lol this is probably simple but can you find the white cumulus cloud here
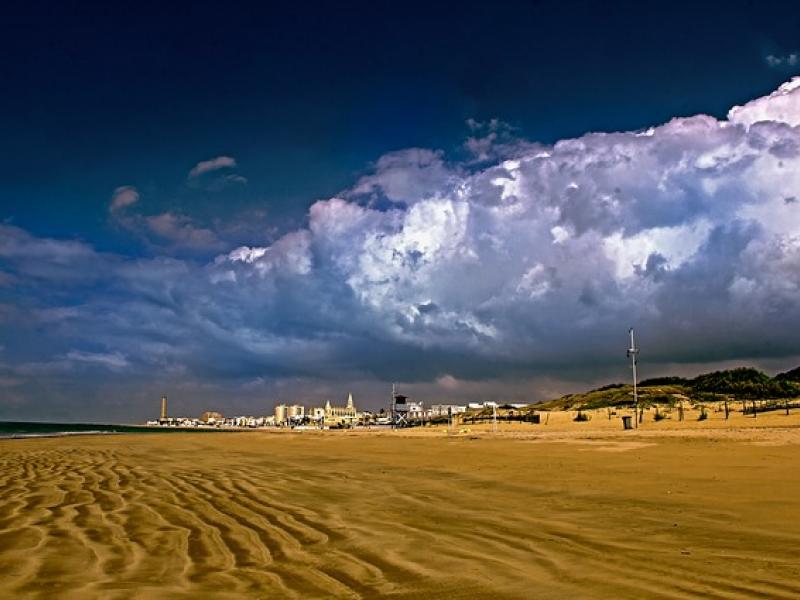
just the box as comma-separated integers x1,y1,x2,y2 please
109,186,139,212
728,77,800,127
188,155,238,179
209,77,800,365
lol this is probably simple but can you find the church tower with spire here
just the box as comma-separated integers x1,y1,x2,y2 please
322,394,357,426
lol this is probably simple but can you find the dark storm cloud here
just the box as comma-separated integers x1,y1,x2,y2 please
3,79,800,419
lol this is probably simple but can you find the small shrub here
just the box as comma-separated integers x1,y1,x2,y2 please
654,411,667,422
573,411,590,422
650,393,674,406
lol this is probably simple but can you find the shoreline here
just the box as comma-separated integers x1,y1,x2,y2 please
0,421,245,441
4,407,800,443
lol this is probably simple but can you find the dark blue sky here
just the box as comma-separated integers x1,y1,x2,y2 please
2,0,800,420
3,0,798,246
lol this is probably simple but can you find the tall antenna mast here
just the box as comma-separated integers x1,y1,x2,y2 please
627,328,639,427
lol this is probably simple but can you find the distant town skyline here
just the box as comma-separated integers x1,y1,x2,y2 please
2,1,800,421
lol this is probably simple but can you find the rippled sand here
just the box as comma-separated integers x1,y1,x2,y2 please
1,429,799,598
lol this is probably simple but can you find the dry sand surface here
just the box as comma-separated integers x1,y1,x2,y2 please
1,420,800,599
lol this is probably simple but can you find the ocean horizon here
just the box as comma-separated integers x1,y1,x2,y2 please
0,421,231,440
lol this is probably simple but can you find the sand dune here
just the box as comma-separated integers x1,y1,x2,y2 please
1,427,799,598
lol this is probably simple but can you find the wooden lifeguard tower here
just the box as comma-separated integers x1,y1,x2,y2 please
391,384,409,428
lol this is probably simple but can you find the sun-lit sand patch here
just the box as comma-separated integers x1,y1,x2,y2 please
1,424,799,599
565,440,656,452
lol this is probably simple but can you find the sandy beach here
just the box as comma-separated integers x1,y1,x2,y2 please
1,419,800,599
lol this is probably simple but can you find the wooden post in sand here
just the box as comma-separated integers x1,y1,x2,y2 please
678,401,684,422
724,399,729,420
786,399,790,416
752,399,757,418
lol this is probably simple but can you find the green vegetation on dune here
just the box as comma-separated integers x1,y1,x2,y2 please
533,384,688,411
693,367,800,399
531,366,800,411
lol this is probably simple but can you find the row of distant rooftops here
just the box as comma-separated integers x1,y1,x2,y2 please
149,393,529,428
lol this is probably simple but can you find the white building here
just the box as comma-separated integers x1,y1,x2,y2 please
287,404,305,420
429,404,467,417
468,401,498,410
394,398,424,419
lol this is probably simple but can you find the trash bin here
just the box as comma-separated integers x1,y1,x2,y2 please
622,416,633,430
